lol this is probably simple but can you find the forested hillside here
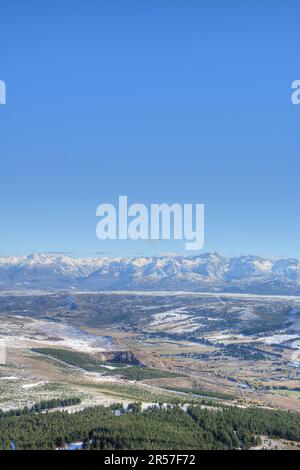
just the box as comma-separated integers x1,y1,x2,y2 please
0,403,300,450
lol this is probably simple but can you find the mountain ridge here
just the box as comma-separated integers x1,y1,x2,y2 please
0,252,300,295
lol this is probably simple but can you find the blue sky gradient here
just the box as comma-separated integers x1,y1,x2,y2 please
0,1,299,258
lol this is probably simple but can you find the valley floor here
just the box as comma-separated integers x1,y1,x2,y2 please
0,291,300,449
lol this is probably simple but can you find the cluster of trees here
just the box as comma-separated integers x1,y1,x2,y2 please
0,402,299,450
0,397,81,418
188,407,296,449
32,348,108,373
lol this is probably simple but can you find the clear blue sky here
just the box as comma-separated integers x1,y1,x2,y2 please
0,1,299,258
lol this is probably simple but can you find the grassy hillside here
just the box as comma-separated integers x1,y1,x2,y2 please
32,348,182,381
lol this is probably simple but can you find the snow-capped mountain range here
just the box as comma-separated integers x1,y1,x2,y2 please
0,252,300,295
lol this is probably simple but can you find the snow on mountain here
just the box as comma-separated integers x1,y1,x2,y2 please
0,252,299,295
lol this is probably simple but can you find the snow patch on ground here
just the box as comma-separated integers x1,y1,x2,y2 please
0,315,111,352
22,381,49,389
149,308,200,333
261,334,300,345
